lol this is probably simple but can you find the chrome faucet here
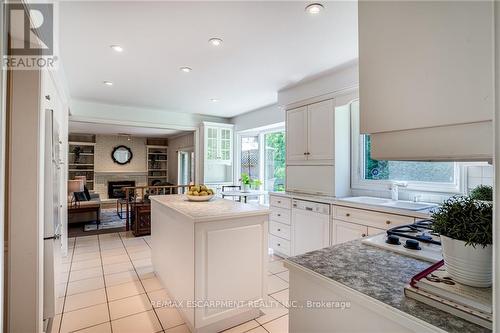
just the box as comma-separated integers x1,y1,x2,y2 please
390,181,408,201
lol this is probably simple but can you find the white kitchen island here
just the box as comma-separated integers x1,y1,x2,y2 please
151,195,270,333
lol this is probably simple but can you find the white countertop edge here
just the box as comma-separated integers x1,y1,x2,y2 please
269,192,433,219
151,196,270,222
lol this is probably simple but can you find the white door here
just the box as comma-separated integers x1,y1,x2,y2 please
333,220,367,245
307,99,335,162
292,209,330,256
286,107,308,162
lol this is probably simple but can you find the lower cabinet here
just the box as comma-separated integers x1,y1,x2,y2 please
332,220,367,245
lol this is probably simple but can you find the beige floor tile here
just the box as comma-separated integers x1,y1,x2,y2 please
73,322,112,333
102,254,130,265
136,265,155,279
126,244,151,253
275,271,289,283
109,293,152,320
60,303,109,333
262,315,288,333
155,306,184,329
256,300,288,325
64,288,107,312
57,283,68,298
50,314,61,333
99,241,124,250
74,246,102,255
119,231,134,239
268,254,284,262
56,297,65,315
269,289,289,308
164,324,191,333
71,258,102,271
111,310,162,333
129,250,151,260
101,247,127,258
246,326,268,333
268,261,287,275
142,277,164,292
268,275,288,294
132,258,153,269
221,319,259,333
60,271,70,284
106,280,145,301
75,243,100,251
148,289,171,308
70,267,103,282
102,261,134,275
122,238,148,248
104,270,139,287
73,252,101,262
67,276,105,296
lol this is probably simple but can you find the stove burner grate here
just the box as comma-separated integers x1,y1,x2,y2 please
386,220,441,246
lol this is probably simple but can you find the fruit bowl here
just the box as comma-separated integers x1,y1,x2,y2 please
186,194,215,202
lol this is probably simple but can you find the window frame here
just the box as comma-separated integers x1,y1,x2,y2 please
350,100,465,194
235,123,285,192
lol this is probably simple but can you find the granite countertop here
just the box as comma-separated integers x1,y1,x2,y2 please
269,191,433,219
150,195,270,222
286,241,490,333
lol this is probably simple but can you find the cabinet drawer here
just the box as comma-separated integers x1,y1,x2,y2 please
270,207,291,225
270,196,291,209
334,206,414,230
269,221,291,240
269,234,291,257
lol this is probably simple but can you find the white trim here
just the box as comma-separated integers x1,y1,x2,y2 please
350,100,465,194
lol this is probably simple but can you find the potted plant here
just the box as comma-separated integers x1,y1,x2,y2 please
469,185,493,202
240,173,252,192
432,196,493,287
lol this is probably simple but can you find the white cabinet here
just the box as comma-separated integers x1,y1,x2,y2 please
286,106,308,161
286,99,335,164
268,195,292,257
333,220,367,245
332,205,416,245
292,205,330,256
201,122,234,184
285,99,350,196
358,1,493,161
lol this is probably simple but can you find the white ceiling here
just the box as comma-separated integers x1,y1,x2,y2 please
60,1,358,118
69,121,186,137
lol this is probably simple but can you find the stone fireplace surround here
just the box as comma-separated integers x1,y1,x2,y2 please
94,171,147,201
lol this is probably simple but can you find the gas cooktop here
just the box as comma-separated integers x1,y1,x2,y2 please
362,220,443,263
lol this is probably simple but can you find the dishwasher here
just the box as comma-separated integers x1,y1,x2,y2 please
291,199,331,256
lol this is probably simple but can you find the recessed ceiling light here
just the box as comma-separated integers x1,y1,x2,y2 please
180,66,192,73
103,80,113,86
305,3,324,14
210,98,219,103
208,38,223,47
110,45,124,52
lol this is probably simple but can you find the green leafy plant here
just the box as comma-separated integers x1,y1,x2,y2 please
469,185,493,202
240,173,251,185
432,196,492,248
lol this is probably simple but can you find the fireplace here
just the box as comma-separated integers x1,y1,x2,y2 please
108,180,136,199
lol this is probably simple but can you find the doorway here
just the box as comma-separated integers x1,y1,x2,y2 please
178,150,195,185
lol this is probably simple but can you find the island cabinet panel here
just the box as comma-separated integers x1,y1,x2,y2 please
151,195,269,333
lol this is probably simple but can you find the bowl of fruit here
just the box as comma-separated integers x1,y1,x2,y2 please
186,184,215,202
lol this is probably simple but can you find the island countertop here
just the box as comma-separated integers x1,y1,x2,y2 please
150,195,270,222
286,240,490,333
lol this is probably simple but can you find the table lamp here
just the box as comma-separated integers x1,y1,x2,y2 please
68,179,84,207
74,175,86,186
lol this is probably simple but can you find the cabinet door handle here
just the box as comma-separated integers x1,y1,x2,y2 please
303,152,307,155
361,233,367,237
345,213,350,217
385,220,391,225
277,228,281,231
277,243,281,247
277,214,281,217
307,152,311,155
277,200,281,204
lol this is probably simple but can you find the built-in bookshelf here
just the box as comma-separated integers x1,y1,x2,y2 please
68,135,96,190
147,145,168,186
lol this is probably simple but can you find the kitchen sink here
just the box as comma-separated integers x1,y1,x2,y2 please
339,196,438,211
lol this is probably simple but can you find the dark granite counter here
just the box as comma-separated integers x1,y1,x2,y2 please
286,240,490,333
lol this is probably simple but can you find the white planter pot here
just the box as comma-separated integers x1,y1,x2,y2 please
241,183,250,193
440,235,492,287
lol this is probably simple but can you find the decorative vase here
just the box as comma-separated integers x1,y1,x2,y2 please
241,183,250,193
440,235,492,287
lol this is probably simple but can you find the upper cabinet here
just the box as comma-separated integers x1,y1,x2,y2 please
286,99,335,164
201,122,234,184
359,1,494,161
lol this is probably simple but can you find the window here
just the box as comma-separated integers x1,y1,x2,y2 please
350,100,461,193
240,135,260,180
264,132,286,192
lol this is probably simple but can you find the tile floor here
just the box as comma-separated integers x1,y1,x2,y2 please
52,232,289,333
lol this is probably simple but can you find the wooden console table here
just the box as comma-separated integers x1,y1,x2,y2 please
68,204,101,226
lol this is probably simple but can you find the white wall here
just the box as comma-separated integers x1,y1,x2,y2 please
230,104,284,132
277,61,358,107
70,99,229,130
167,132,195,184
